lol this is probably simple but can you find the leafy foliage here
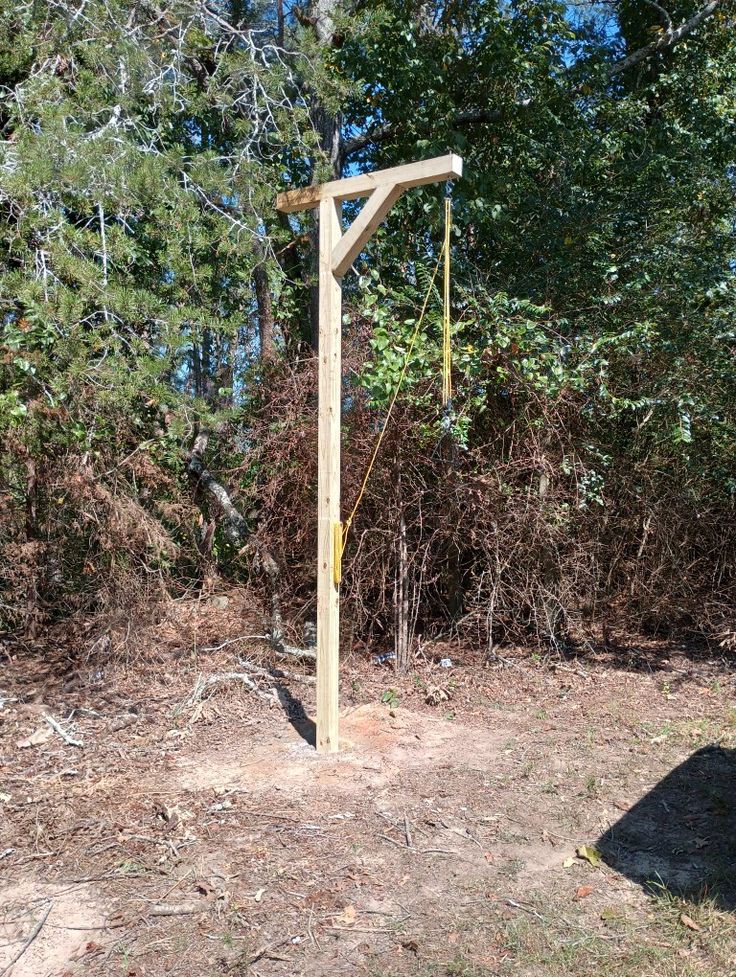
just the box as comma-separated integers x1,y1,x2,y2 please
1,0,735,650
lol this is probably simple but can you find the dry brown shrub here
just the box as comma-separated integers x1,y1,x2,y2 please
237,348,736,658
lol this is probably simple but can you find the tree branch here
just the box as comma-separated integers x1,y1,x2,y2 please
187,429,249,547
641,0,673,33
187,429,316,663
609,0,722,77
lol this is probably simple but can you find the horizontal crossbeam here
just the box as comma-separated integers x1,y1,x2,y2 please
275,154,463,214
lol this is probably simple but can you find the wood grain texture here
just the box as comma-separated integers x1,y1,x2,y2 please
316,195,342,754
331,183,404,278
276,154,462,213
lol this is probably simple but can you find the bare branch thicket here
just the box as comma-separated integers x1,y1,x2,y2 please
239,339,736,657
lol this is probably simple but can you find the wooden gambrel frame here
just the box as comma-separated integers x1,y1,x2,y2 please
276,154,463,753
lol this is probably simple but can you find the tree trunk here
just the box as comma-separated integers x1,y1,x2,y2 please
253,258,275,360
307,0,343,350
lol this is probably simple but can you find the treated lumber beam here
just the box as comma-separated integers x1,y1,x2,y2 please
273,152,463,755
275,154,462,213
316,195,342,754
331,183,405,277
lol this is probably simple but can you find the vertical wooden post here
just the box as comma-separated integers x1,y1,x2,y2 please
316,196,342,753
275,154,463,756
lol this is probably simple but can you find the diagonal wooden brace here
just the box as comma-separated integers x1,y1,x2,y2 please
331,183,405,277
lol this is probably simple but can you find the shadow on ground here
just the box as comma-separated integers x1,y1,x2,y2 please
275,683,316,747
558,635,726,674
598,745,736,909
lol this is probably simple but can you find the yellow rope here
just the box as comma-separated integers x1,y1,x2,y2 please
334,198,453,585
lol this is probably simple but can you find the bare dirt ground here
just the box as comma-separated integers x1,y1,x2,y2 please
2,599,736,977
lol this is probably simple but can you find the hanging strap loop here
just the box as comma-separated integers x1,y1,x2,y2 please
442,196,453,412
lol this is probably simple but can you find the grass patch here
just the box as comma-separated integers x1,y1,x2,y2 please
490,888,736,977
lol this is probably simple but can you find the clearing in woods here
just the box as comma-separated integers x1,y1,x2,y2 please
1,599,735,977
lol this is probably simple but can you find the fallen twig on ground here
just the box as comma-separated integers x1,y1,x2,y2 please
48,919,128,931
149,903,201,917
0,900,53,976
378,833,473,861
240,661,316,686
380,833,408,850
506,898,546,921
270,640,316,662
43,714,83,747
325,924,395,933
153,868,194,905
249,934,305,965
187,672,276,706
200,635,269,653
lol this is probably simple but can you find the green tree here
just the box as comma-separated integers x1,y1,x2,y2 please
1,0,734,650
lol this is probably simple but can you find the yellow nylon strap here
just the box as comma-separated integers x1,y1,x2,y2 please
333,521,343,585
443,197,452,408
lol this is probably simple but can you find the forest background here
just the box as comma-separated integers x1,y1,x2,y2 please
1,0,734,663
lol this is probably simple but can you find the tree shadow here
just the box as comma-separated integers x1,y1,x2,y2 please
275,683,316,748
597,745,736,909
558,633,723,675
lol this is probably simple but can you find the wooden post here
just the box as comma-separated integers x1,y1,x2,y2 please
276,154,463,754
316,196,342,753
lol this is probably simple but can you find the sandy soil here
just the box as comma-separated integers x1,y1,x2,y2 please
1,617,735,977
